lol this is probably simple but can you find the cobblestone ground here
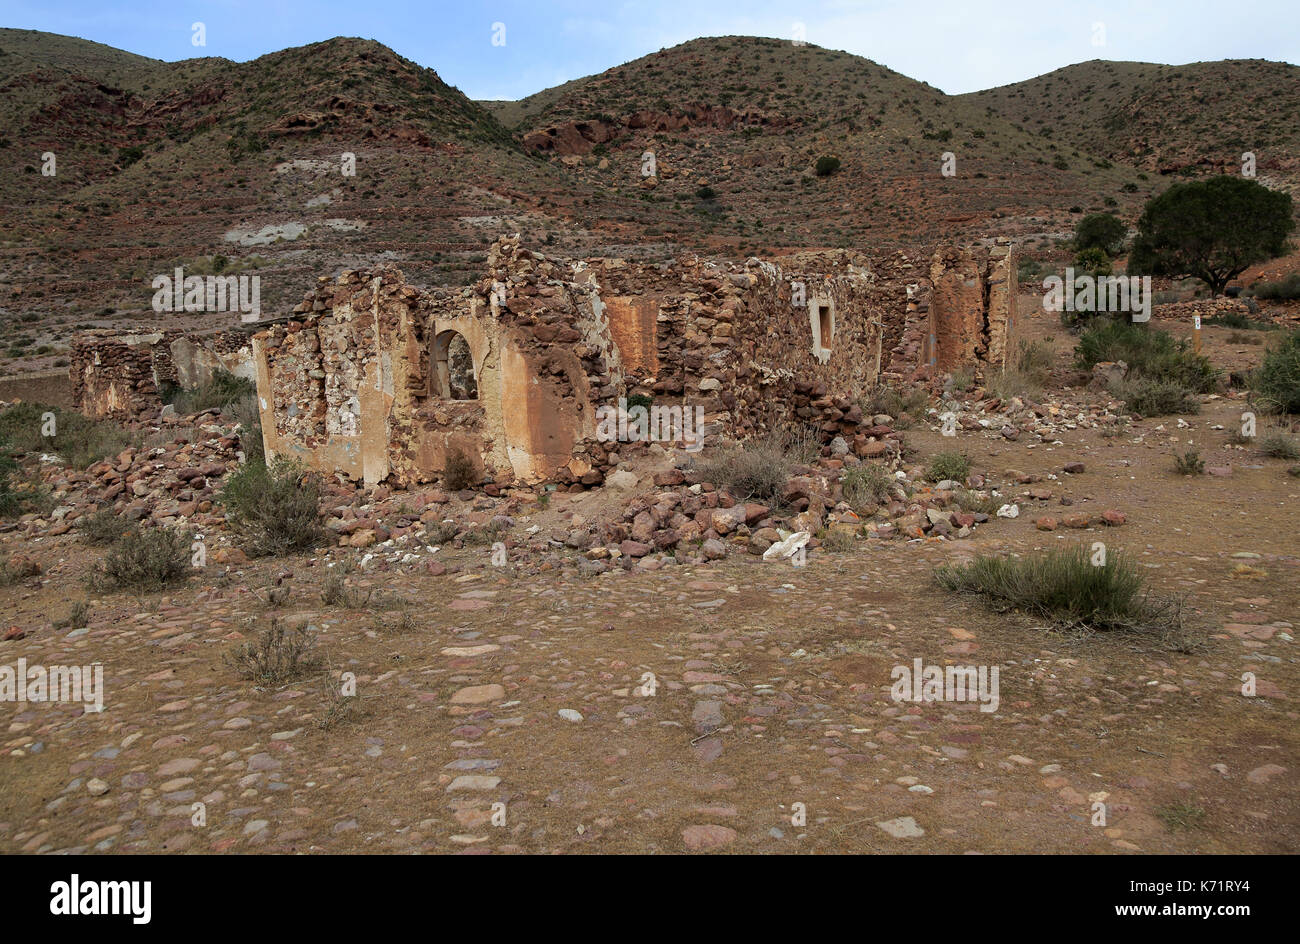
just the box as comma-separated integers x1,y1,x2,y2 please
1,400,1296,854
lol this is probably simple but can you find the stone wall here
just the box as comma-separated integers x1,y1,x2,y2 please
70,332,174,421
254,241,621,488
71,329,255,421
253,236,919,489
924,242,1017,375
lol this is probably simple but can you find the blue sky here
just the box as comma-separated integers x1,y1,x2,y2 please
7,0,1297,99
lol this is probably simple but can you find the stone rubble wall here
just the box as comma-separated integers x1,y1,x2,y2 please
251,236,992,490
70,332,173,421
924,242,1018,376
70,329,255,421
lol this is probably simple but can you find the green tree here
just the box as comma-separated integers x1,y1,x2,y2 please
1128,177,1294,297
1073,213,1127,255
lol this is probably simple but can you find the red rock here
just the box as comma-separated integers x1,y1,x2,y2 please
1035,516,1057,531
1101,510,1126,526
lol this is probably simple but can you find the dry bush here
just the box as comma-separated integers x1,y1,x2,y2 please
694,428,811,502
840,463,892,510
90,527,191,592
224,619,322,684
444,446,477,490
79,507,132,546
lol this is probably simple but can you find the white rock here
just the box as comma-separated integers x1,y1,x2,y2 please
763,531,810,561
605,470,639,491
996,504,1020,518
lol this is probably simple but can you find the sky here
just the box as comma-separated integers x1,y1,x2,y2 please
6,0,1297,100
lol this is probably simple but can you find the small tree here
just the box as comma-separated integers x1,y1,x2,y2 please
1073,213,1126,256
1128,177,1294,297
814,156,841,177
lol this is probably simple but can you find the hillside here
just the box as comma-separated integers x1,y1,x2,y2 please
0,30,1294,379
496,36,1155,253
965,58,1300,187
0,30,612,369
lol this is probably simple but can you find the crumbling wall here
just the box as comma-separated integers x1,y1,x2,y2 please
254,236,920,489
71,332,168,421
254,240,628,488
585,249,906,444
925,242,1017,375
171,332,255,389
256,268,422,485
72,328,255,421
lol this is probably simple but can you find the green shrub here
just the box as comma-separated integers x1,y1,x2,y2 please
1073,247,1112,277
814,155,841,177
167,369,255,415
625,393,653,412
1073,212,1127,255
92,527,192,592
1259,431,1300,460
935,547,1187,638
1112,377,1201,416
1249,273,1300,301
1172,448,1205,475
1075,320,1219,392
0,403,135,470
1253,330,1300,413
1203,311,1274,330
220,459,326,556
927,452,970,483
0,442,25,518
695,185,717,200
1155,802,1207,832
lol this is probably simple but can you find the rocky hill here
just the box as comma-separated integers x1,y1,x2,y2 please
0,30,1293,377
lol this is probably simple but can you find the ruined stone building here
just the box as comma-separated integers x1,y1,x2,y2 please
68,236,1016,491
250,236,924,488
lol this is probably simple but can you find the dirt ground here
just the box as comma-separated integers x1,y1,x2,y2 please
1,298,1296,854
